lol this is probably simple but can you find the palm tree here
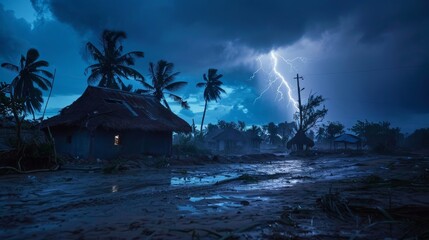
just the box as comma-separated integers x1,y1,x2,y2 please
265,122,279,145
238,121,246,132
85,30,144,90
138,60,189,110
196,68,225,135
1,48,53,118
1,48,53,144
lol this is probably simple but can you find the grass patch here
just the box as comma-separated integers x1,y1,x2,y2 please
317,189,353,220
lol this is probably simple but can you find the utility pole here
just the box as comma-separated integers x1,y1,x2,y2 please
294,73,304,131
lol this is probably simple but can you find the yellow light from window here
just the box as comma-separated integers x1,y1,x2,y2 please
114,135,120,145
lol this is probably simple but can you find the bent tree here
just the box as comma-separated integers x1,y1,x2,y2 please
1,48,53,144
85,30,144,90
196,68,225,136
139,60,189,110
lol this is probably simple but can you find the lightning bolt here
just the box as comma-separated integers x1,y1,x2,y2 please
252,50,305,111
271,52,299,110
249,56,264,81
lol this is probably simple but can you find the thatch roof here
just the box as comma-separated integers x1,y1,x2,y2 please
287,130,315,149
41,86,191,132
334,134,361,144
208,128,247,142
214,128,246,142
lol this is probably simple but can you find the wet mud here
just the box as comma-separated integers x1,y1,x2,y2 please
1,155,428,239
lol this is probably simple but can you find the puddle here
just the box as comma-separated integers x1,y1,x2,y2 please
189,195,224,202
183,194,272,214
233,178,303,190
177,204,198,213
170,173,240,186
207,202,242,208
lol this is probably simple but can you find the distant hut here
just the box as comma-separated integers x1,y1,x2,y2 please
287,130,314,151
246,131,262,152
205,128,248,153
333,134,362,150
41,86,191,159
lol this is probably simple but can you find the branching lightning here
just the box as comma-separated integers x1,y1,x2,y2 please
249,56,264,81
252,50,306,111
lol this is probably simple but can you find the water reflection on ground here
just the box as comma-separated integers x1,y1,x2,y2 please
0,156,375,239
170,159,309,188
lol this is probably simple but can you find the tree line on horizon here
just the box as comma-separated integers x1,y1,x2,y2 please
180,118,429,153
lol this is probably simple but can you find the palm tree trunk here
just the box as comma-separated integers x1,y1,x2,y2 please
200,100,208,138
9,92,23,147
15,113,22,147
162,96,171,110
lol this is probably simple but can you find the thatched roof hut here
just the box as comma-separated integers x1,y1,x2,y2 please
41,86,191,159
334,134,362,150
42,86,191,132
204,128,259,153
287,130,315,150
211,128,246,142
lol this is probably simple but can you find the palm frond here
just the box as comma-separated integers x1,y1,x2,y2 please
117,65,145,80
34,69,54,79
30,74,52,90
86,42,104,61
118,51,144,65
163,71,180,85
181,100,190,109
98,76,108,87
169,93,190,109
1,63,19,72
121,51,144,60
24,87,43,115
138,79,155,90
111,30,127,43
135,88,151,94
10,76,20,89
214,74,223,80
165,81,187,91
201,68,225,102
217,86,226,93
20,55,25,69
28,60,49,70
196,82,206,88
84,64,101,75
87,69,102,84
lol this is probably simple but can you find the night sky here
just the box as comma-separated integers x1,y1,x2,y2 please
0,0,428,133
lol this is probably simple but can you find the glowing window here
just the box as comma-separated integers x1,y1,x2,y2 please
114,135,120,145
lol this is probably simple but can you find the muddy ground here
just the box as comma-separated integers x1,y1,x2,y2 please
1,154,428,239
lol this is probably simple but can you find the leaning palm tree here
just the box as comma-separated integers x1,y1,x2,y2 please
138,60,189,110
1,48,53,144
1,48,53,118
196,68,225,135
85,30,144,90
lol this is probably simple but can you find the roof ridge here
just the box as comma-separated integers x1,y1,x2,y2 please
88,85,155,99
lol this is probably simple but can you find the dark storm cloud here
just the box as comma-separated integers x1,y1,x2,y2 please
0,2,93,95
0,3,32,59
1,0,428,130
45,0,356,63
170,0,357,51
45,0,429,50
